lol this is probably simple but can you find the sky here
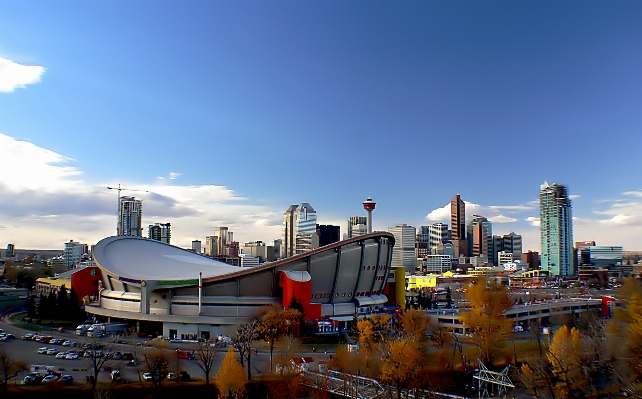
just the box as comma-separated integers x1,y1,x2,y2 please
1,0,641,251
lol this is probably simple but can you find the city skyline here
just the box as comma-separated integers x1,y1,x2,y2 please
1,1,641,250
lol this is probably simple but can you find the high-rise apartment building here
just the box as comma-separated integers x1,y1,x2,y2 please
282,203,317,258
118,196,143,236
450,194,467,257
540,182,574,276
64,240,87,268
388,223,417,273
148,223,171,244
502,232,522,261
348,216,368,239
191,240,202,254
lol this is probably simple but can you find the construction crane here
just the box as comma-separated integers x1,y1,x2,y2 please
107,184,149,235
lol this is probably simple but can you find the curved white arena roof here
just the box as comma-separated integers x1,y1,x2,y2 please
93,236,241,281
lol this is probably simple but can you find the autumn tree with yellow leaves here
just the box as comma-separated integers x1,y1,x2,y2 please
459,278,513,366
217,346,247,399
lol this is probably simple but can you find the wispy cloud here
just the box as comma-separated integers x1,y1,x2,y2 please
624,190,642,198
0,57,46,92
169,172,182,181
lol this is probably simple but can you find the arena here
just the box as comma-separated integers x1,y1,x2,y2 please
85,232,396,339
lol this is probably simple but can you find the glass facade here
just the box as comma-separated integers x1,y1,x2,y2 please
540,182,574,276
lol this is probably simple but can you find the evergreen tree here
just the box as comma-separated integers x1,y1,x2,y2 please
36,293,47,320
68,288,82,322
46,291,56,319
56,285,69,319
26,295,37,318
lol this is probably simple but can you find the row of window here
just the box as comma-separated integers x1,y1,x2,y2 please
362,265,386,271
310,290,383,300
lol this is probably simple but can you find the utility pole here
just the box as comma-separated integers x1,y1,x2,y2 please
107,185,148,235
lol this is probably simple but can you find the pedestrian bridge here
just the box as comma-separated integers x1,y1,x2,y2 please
301,370,469,399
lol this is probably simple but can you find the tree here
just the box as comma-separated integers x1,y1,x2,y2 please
400,308,428,343
380,338,422,399
26,295,36,319
235,320,259,380
0,347,28,392
429,321,453,350
217,347,247,399
46,291,56,319
546,325,581,398
258,308,302,373
68,288,83,321
36,293,48,320
56,285,69,319
459,278,512,366
193,341,218,387
86,336,119,390
143,342,173,387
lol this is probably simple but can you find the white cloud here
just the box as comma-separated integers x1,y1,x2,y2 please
426,201,522,224
525,216,540,227
425,203,450,222
0,133,283,249
169,172,182,180
624,191,642,198
0,134,82,192
0,57,46,92
569,194,581,200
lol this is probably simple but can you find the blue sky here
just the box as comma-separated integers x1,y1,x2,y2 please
1,0,641,250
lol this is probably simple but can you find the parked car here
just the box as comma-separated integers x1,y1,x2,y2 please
22,333,34,340
22,374,43,385
142,372,153,381
37,347,49,354
166,372,176,380
65,352,79,360
41,375,59,384
60,375,73,384
62,340,77,347
55,352,67,359
46,348,59,355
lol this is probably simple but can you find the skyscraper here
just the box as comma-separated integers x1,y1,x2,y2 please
467,215,493,262
148,223,171,244
450,194,467,257
118,196,143,236
472,223,489,259
282,203,317,258
316,224,340,247
540,182,574,276
429,223,449,250
214,227,229,256
205,236,218,257
388,223,417,273
502,232,522,261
